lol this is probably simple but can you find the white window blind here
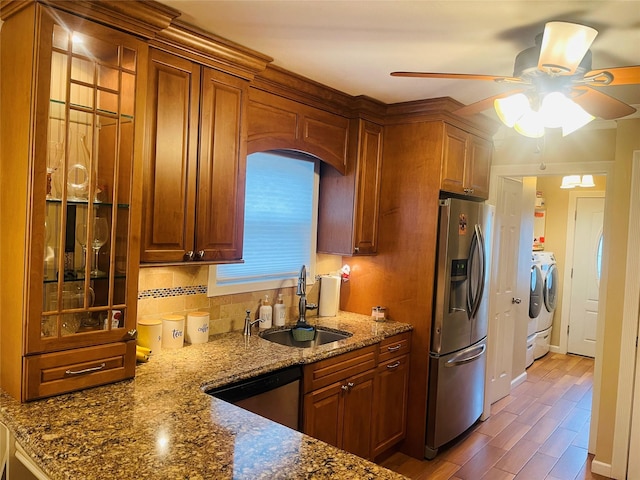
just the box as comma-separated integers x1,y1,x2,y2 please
208,151,318,295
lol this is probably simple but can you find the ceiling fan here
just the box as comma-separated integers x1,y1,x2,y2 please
391,22,640,137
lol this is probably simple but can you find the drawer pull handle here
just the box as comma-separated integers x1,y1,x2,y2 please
387,361,401,369
387,344,401,352
65,363,106,376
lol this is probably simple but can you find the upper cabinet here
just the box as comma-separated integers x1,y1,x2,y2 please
318,118,383,255
440,123,492,200
0,4,154,401
247,89,349,174
140,49,248,263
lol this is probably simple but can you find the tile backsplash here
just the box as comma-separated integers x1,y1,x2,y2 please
137,265,321,336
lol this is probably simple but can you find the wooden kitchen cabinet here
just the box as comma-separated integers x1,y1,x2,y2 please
141,48,247,263
440,123,492,200
318,118,383,255
303,346,377,459
372,332,412,458
247,89,350,174
0,4,152,401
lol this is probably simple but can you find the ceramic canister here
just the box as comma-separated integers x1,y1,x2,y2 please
186,311,209,344
137,319,162,354
161,314,185,349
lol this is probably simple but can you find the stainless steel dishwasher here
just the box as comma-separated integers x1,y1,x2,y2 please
206,365,302,430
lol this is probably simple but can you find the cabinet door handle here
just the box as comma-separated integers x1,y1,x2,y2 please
195,250,205,260
341,384,349,392
386,361,401,370
65,363,106,376
354,247,360,253
347,382,355,389
184,251,194,261
387,344,401,352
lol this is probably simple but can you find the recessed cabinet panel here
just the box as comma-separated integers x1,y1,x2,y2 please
440,125,468,194
141,50,199,261
246,89,348,174
465,135,492,200
317,118,382,256
196,68,246,261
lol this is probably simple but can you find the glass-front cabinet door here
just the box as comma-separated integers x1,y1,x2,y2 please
27,8,144,354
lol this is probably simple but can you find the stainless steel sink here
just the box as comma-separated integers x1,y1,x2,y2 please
259,327,352,348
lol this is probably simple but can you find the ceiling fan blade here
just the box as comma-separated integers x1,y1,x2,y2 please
538,21,598,75
583,66,640,86
390,72,524,83
454,90,527,116
571,86,637,120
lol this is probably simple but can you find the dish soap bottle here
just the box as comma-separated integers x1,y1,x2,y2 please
259,294,272,328
274,293,286,326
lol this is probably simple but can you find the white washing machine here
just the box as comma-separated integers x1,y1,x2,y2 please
527,253,543,368
533,251,558,359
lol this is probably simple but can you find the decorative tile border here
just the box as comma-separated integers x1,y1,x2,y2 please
138,285,208,300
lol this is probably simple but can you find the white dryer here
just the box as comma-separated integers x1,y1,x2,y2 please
533,251,558,359
527,253,543,368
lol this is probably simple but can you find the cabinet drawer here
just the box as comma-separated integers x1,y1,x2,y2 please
24,342,135,401
303,345,376,393
378,332,411,363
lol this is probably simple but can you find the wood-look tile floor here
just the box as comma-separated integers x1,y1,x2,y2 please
380,353,609,480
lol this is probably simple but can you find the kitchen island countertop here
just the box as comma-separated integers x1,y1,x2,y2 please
0,311,412,479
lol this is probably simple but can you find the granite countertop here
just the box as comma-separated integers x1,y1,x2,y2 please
0,312,412,479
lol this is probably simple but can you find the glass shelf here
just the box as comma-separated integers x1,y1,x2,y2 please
43,272,126,284
46,197,130,209
49,99,133,127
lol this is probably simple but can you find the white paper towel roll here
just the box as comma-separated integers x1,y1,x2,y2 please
319,275,341,317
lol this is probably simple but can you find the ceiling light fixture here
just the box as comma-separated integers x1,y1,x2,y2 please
494,91,595,138
560,174,595,189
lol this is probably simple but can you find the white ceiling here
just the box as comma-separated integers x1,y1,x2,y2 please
157,0,640,113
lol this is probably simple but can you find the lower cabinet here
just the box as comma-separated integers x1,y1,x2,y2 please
302,332,411,459
303,369,375,459
373,353,410,457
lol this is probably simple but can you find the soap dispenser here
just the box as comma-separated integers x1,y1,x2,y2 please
274,293,286,326
259,294,273,328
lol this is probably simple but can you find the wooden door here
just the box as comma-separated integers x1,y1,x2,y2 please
353,120,383,255
372,354,409,457
303,382,344,448
342,369,375,459
568,195,604,357
197,67,247,262
440,124,467,195
465,135,492,199
141,49,199,262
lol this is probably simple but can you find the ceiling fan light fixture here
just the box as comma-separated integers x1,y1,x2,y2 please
494,93,531,127
560,100,595,136
538,22,598,74
514,110,545,138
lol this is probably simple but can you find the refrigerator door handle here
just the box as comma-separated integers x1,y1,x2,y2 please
445,344,486,367
468,224,486,320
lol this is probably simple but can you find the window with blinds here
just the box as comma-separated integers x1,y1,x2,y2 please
208,151,318,295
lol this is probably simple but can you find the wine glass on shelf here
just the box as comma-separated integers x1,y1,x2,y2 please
46,140,63,199
75,222,88,274
90,216,109,277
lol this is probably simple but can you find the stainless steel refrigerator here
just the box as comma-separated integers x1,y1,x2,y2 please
425,197,492,459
